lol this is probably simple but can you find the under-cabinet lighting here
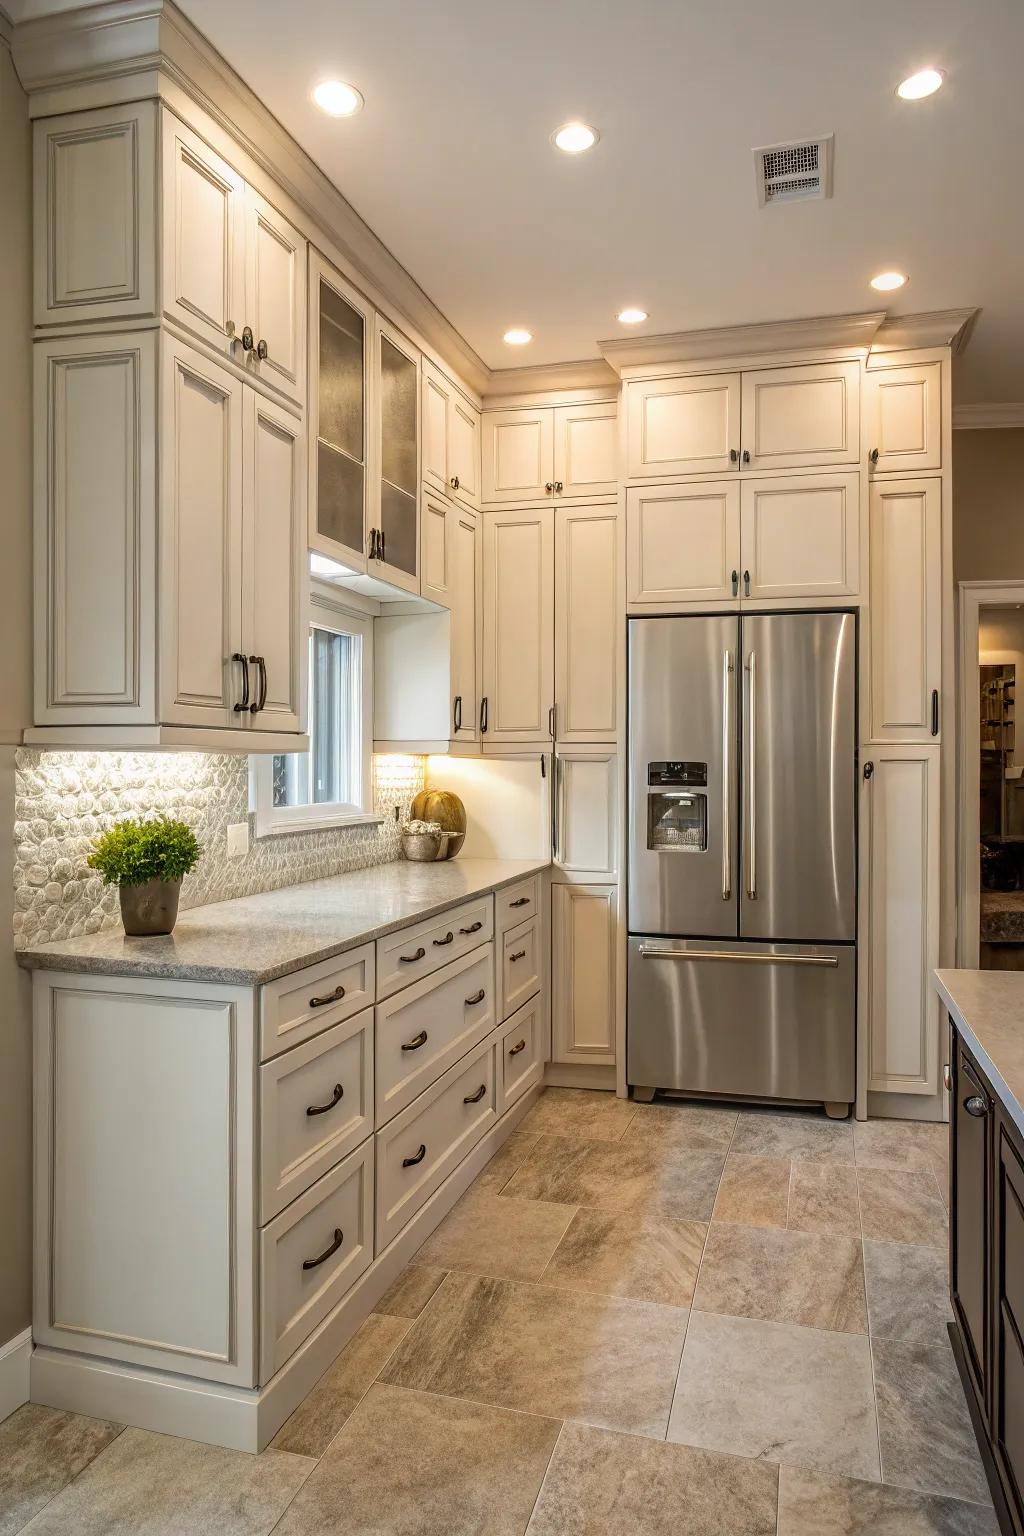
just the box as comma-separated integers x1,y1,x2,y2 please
870,271,908,292
897,68,944,101
313,80,364,117
552,121,599,154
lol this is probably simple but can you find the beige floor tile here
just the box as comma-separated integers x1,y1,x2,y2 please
272,1312,413,1457
873,1334,993,1504
854,1119,950,1174
693,1222,867,1333
518,1088,637,1142
667,1310,880,1481
778,1465,999,1534
373,1264,448,1320
415,1191,577,1281
712,1154,790,1228
526,1420,779,1536
788,1161,861,1236
21,1426,312,1536
622,1101,737,1152
381,1271,688,1437
502,1134,726,1220
858,1168,949,1249
864,1240,953,1344
275,1383,558,1536
470,1131,540,1194
731,1110,855,1164
0,1404,122,1536
541,1208,706,1306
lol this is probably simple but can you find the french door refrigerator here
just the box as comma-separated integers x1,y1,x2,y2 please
627,611,857,1112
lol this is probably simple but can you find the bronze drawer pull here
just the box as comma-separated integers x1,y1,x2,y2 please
306,1083,344,1117
460,921,483,934
510,949,527,963
403,1143,427,1167
309,984,346,1008
432,931,455,947
463,1084,486,1104
401,1030,428,1052
465,989,486,1006
510,896,530,908
302,1228,343,1270
508,1038,527,1057
400,947,426,964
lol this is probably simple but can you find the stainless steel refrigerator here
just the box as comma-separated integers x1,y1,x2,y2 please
627,611,857,1113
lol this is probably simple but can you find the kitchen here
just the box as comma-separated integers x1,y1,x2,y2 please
0,2,1022,1533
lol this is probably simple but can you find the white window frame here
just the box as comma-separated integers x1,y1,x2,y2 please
251,590,380,837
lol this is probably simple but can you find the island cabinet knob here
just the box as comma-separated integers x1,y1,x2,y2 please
943,1062,953,1092
964,1094,988,1118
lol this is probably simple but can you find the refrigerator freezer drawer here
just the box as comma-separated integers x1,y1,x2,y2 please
627,937,855,1105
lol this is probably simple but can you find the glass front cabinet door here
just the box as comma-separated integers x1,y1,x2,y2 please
309,253,372,570
373,316,420,594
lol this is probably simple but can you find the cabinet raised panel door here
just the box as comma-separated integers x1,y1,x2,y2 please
244,188,306,407
626,482,741,610
482,407,554,504
626,373,740,478
449,393,481,507
481,508,554,743
551,883,616,1065
421,363,450,496
554,402,618,498
869,478,942,741
374,318,420,595
554,751,617,878
741,360,860,471
740,473,859,600
556,506,618,740
951,1041,990,1414
161,114,245,353
242,391,304,733
451,511,480,741
866,362,942,474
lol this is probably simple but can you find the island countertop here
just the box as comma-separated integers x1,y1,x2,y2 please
934,968,1024,1139
16,858,549,987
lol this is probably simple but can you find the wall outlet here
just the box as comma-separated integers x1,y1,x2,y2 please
226,821,249,859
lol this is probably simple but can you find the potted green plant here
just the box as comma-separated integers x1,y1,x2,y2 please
87,815,202,937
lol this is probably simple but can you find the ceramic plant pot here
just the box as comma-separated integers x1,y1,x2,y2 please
119,878,182,937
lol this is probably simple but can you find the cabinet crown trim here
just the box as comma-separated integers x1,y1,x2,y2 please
598,311,887,374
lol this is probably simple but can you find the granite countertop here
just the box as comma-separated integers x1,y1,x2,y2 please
934,968,1024,1140
16,858,549,987
980,890,1024,943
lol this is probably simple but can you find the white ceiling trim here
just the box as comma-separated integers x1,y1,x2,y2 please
484,357,618,402
953,402,1024,430
873,308,979,354
597,311,886,374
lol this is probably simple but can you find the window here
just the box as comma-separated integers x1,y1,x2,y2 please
252,599,376,835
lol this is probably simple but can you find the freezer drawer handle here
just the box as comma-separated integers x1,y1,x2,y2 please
637,946,839,968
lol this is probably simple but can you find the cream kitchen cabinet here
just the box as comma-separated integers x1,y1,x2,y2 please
740,472,860,602
482,401,617,504
865,361,942,475
740,360,860,471
626,372,740,479
308,252,372,568
551,883,617,1066
627,481,741,610
372,315,421,595
554,749,618,880
555,504,619,742
481,507,555,746
422,360,481,509
869,477,942,742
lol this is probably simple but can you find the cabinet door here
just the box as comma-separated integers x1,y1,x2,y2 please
994,1114,1024,1521
555,505,618,742
869,478,942,741
420,491,453,609
243,187,306,407
866,362,942,475
864,746,940,1094
951,1038,991,1417
308,253,371,569
159,338,243,728
451,508,481,742
449,389,481,508
242,390,304,734
741,472,859,601
481,508,554,745
161,113,245,354
554,750,617,880
626,373,739,478
626,482,740,610
373,317,420,595
551,883,616,1066
421,361,450,497
481,407,554,504
741,360,860,471
554,401,618,498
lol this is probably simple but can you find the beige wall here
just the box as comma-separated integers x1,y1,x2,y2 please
954,428,1024,583
0,30,34,1346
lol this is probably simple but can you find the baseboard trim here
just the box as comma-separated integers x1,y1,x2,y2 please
31,1085,542,1452
0,1329,32,1424
544,1063,616,1090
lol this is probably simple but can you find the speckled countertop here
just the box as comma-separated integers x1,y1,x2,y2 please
934,969,1024,1139
16,858,549,986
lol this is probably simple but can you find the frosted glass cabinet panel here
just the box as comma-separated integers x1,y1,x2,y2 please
309,253,371,568
374,319,419,595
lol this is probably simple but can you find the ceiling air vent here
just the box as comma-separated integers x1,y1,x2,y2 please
754,135,833,207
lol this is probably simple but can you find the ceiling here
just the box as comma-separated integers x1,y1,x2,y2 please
15,0,1024,402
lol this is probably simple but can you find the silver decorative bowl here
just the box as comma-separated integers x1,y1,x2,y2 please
401,830,449,862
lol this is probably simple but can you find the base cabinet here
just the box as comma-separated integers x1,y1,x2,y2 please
551,882,616,1066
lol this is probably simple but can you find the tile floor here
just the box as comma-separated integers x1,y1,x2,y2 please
0,1091,999,1535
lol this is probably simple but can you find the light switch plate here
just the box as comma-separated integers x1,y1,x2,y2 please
226,822,249,859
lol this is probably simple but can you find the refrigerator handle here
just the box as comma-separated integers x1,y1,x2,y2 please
722,649,734,900
745,650,757,900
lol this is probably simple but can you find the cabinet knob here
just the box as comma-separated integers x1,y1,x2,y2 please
869,448,880,465
554,480,564,493
742,449,751,464
964,1094,988,1118
743,569,751,597
943,1062,952,1092
450,475,460,490
545,482,554,493
241,326,254,351
729,448,739,465
731,569,739,597
256,338,268,361
863,760,875,780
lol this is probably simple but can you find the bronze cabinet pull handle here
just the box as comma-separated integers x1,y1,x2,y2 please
400,947,426,964
432,932,454,947
510,949,527,963
401,1030,428,1052
403,1143,427,1167
460,921,483,934
232,653,250,713
510,897,530,908
309,984,346,1008
302,1228,343,1269
463,1084,486,1104
465,989,486,1006
306,1083,344,1117
508,1038,527,1057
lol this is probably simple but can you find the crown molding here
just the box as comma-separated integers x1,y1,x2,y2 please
953,402,1024,431
483,356,618,403
0,5,13,50
873,307,979,355
597,311,886,374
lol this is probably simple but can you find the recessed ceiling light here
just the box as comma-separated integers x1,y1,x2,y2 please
313,80,364,117
503,328,532,346
897,68,945,101
870,271,908,292
617,307,648,325
552,121,599,154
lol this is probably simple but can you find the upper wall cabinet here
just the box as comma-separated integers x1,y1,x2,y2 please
626,373,740,478
865,361,942,475
422,360,480,509
626,482,741,610
373,317,420,595
481,507,554,746
741,472,860,602
869,477,942,742
309,253,372,568
482,401,617,504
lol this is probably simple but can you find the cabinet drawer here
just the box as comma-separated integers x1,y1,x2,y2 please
496,876,541,934
259,1139,373,1380
499,995,544,1114
260,1009,373,1223
376,1035,497,1251
260,945,375,1061
376,897,494,1000
376,944,495,1125
499,915,541,1021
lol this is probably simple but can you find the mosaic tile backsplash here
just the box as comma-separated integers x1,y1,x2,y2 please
13,749,425,947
